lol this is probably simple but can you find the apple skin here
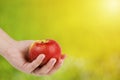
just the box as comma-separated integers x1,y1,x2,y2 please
28,39,61,66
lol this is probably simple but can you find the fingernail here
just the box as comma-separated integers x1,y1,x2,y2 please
50,58,56,64
40,54,45,59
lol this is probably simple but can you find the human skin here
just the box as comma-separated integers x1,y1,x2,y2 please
0,28,66,76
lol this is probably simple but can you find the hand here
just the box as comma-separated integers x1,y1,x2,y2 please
0,28,66,76
2,40,66,76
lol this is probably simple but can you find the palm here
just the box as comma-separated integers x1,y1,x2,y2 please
6,40,34,73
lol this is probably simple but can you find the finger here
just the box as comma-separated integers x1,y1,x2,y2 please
48,59,63,75
28,54,45,72
47,54,66,75
61,54,66,59
33,58,56,75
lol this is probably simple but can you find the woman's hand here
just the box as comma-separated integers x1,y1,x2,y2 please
0,28,66,76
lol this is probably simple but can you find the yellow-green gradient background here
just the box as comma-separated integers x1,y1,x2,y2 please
0,0,120,80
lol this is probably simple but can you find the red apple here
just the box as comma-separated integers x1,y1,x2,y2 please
28,39,61,66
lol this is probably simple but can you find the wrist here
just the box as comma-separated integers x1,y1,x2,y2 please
0,28,17,56
0,40,17,57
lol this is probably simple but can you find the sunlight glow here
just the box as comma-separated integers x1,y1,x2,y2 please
104,0,120,13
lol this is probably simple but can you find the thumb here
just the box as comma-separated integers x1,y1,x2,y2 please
17,40,34,53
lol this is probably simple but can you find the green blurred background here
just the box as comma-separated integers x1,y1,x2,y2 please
0,0,120,80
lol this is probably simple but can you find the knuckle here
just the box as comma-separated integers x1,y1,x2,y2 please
35,60,40,65
45,65,52,70
31,64,35,69
29,64,35,70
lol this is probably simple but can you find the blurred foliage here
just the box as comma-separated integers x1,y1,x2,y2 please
0,0,120,80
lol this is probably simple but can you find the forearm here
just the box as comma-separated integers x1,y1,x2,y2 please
0,28,16,56
0,28,15,43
